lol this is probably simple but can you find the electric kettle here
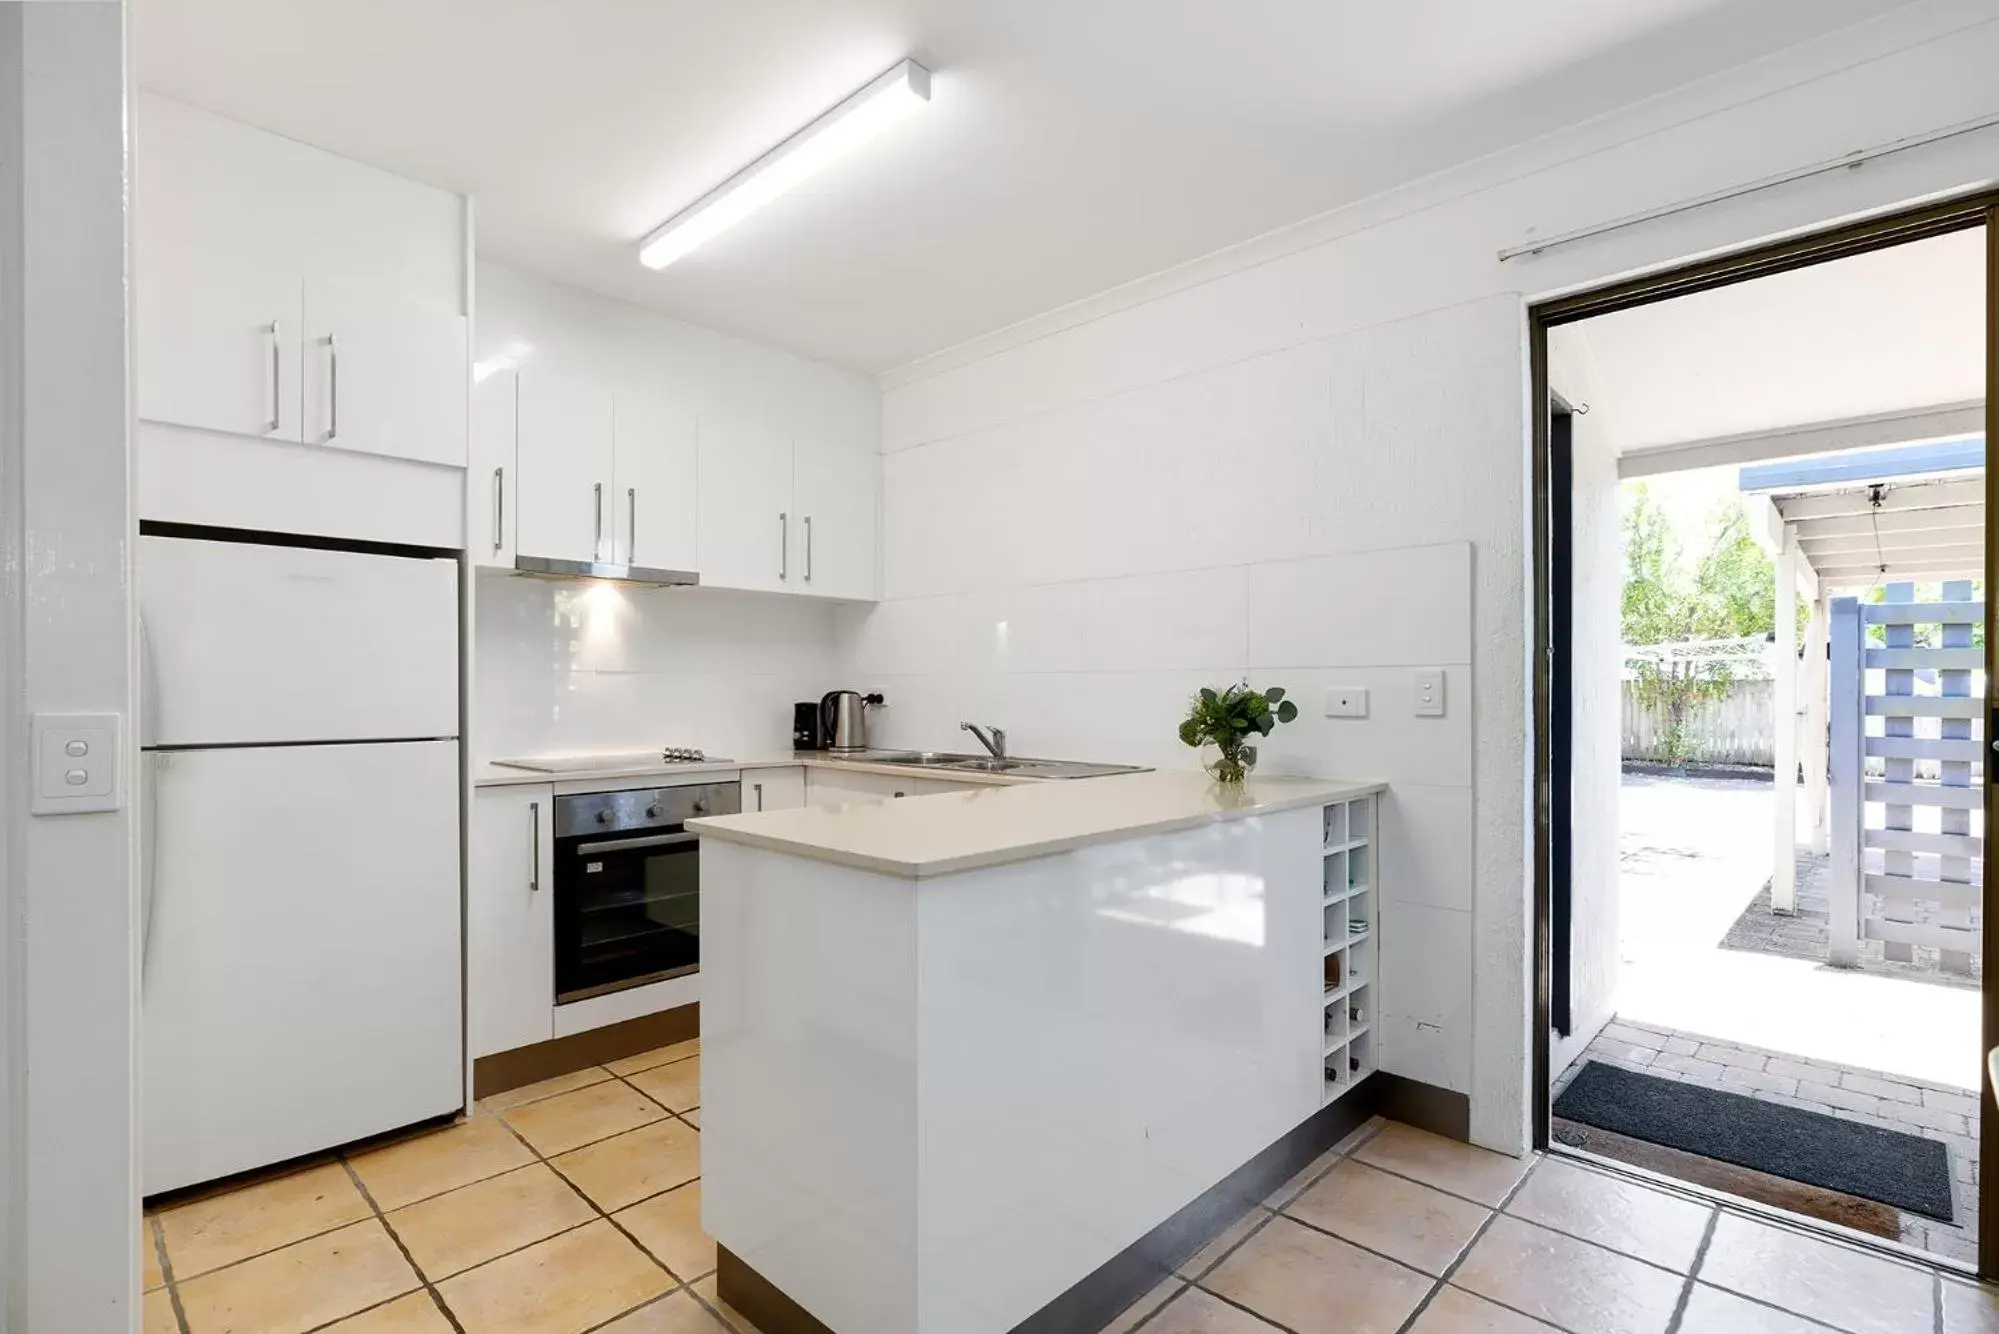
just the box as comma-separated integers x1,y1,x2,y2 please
820,690,880,753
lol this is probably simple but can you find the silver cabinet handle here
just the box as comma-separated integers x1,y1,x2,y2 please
324,333,339,442
267,321,282,434
778,511,789,580
528,801,540,892
804,515,813,583
594,482,605,561
627,487,637,564
493,467,505,552
753,782,764,812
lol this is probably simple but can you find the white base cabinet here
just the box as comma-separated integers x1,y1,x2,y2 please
469,785,555,1059
803,770,969,805
747,766,806,813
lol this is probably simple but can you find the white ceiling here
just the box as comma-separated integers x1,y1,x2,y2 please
1552,228,1986,458
136,0,1914,373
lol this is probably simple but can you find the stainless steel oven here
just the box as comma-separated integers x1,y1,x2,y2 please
552,781,739,1004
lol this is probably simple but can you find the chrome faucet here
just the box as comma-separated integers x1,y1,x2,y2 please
961,721,1008,759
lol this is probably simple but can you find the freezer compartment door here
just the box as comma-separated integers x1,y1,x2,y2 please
143,741,462,1195
140,534,458,747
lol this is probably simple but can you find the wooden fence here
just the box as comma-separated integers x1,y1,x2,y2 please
1622,679,1774,766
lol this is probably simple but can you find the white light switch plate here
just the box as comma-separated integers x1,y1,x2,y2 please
1413,670,1446,717
1324,688,1369,719
31,712,123,815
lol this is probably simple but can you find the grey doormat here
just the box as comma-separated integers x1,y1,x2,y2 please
1553,1061,1954,1222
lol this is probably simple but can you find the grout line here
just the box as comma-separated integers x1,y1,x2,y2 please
1120,1279,1189,1334
1663,1207,1721,1334
150,1214,193,1334
335,1157,468,1334
1387,1150,1543,1334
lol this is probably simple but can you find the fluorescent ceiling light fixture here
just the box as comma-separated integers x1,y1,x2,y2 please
638,58,931,269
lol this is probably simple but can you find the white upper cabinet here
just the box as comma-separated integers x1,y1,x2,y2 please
302,278,468,468
515,369,615,565
469,371,518,569
137,242,303,444
792,438,880,600
612,392,699,574
697,413,795,594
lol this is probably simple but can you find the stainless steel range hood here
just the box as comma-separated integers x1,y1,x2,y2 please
513,555,700,588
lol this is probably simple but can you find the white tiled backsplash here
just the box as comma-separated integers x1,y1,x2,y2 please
474,573,841,761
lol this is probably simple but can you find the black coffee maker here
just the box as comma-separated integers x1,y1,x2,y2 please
793,700,830,750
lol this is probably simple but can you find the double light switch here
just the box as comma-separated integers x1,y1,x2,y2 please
31,712,123,815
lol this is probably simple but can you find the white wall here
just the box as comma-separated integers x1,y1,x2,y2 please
471,265,876,761
0,2,139,1327
474,576,839,760
867,0,1999,1154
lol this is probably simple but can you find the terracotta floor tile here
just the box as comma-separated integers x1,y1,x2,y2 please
156,1160,371,1279
1260,1146,1344,1210
1505,1159,1711,1273
1204,1214,1431,1334
143,1219,165,1291
1944,1276,1999,1333
388,1162,596,1279
175,1218,417,1334
615,1181,716,1281
554,1118,702,1213
628,1056,702,1113
692,1275,771,1334
1098,1276,1182,1334
1146,1287,1286,1332
1679,1284,1836,1332
436,1219,671,1334
478,1067,612,1113
1176,1203,1271,1280
347,1112,536,1212
597,1290,737,1333
321,1292,458,1333
1287,1159,1489,1275
608,1040,700,1077
1454,1216,1681,1334
1406,1287,1562,1332
143,1287,178,1334
503,1080,667,1157
1697,1214,1935,1334
1354,1123,1533,1207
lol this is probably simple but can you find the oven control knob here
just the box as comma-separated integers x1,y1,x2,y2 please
595,809,612,825
646,803,662,820
693,799,708,814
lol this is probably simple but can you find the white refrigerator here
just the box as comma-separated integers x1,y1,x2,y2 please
140,533,463,1196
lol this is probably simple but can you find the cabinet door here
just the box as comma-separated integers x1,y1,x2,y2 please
792,439,880,600
469,786,555,1059
804,770,968,804
302,278,468,467
137,241,302,443
613,392,699,573
696,413,793,593
516,369,615,564
746,766,806,812
469,371,518,569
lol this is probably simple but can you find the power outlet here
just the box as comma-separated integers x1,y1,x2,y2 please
1324,688,1369,719
1413,669,1446,717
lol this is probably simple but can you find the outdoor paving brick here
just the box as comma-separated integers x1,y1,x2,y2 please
1922,1088,1979,1118
1795,1080,1882,1116
1658,1035,1699,1056
1652,1053,1726,1080
1693,1043,1768,1070
1878,1101,1971,1136
1596,1040,1657,1066
1840,1071,1924,1104
1602,1023,1667,1050
1763,1057,1841,1083
1719,1066,1799,1096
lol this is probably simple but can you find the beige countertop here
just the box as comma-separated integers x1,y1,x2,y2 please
686,769,1386,879
470,754,1029,789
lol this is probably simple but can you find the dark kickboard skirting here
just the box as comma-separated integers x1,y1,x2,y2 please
717,1074,1472,1334
1554,1060,1955,1222
470,1003,699,1100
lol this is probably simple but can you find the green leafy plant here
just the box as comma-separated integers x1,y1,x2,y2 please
1178,682,1299,783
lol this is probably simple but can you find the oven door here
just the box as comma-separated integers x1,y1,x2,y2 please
554,826,701,1004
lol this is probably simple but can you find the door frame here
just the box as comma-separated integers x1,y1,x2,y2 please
1528,190,1999,1276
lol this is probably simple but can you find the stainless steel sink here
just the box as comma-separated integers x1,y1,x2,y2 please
854,750,990,767
834,750,1150,780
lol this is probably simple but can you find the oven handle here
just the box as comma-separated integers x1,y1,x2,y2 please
575,830,700,855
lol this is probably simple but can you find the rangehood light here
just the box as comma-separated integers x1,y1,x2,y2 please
638,58,931,270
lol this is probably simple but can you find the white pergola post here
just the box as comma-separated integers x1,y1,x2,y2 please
1771,524,1800,913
